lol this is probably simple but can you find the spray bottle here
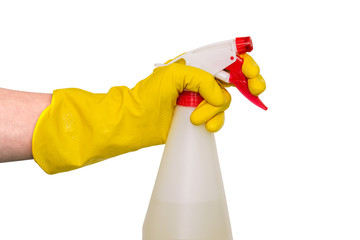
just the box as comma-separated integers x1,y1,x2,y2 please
143,37,267,240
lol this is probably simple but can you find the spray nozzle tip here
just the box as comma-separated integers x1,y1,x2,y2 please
235,37,253,54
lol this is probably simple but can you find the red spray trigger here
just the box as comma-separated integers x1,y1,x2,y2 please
226,55,268,110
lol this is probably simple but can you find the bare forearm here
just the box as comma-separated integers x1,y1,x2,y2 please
0,88,52,162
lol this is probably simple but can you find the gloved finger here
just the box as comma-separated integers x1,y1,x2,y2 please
190,88,231,126
205,112,225,132
248,74,266,96
169,64,225,107
191,100,227,132
242,53,260,79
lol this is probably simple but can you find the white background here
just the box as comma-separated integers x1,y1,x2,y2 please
0,0,359,239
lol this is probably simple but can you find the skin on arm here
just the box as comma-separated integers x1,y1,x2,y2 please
0,88,51,162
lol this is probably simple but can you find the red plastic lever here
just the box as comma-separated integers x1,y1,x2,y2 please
226,56,268,110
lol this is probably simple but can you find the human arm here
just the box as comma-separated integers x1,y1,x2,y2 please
0,88,51,162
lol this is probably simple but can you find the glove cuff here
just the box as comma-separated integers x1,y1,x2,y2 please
32,87,153,174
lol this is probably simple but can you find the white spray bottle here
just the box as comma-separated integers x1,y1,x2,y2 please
143,37,267,240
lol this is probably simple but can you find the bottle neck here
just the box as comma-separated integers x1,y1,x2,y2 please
177,91,203,107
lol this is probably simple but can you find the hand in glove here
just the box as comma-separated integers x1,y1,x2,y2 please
33,54,265,174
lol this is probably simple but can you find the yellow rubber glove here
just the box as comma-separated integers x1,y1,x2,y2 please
33,64,226,174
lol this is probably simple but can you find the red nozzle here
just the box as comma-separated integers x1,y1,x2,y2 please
235,37,253,54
